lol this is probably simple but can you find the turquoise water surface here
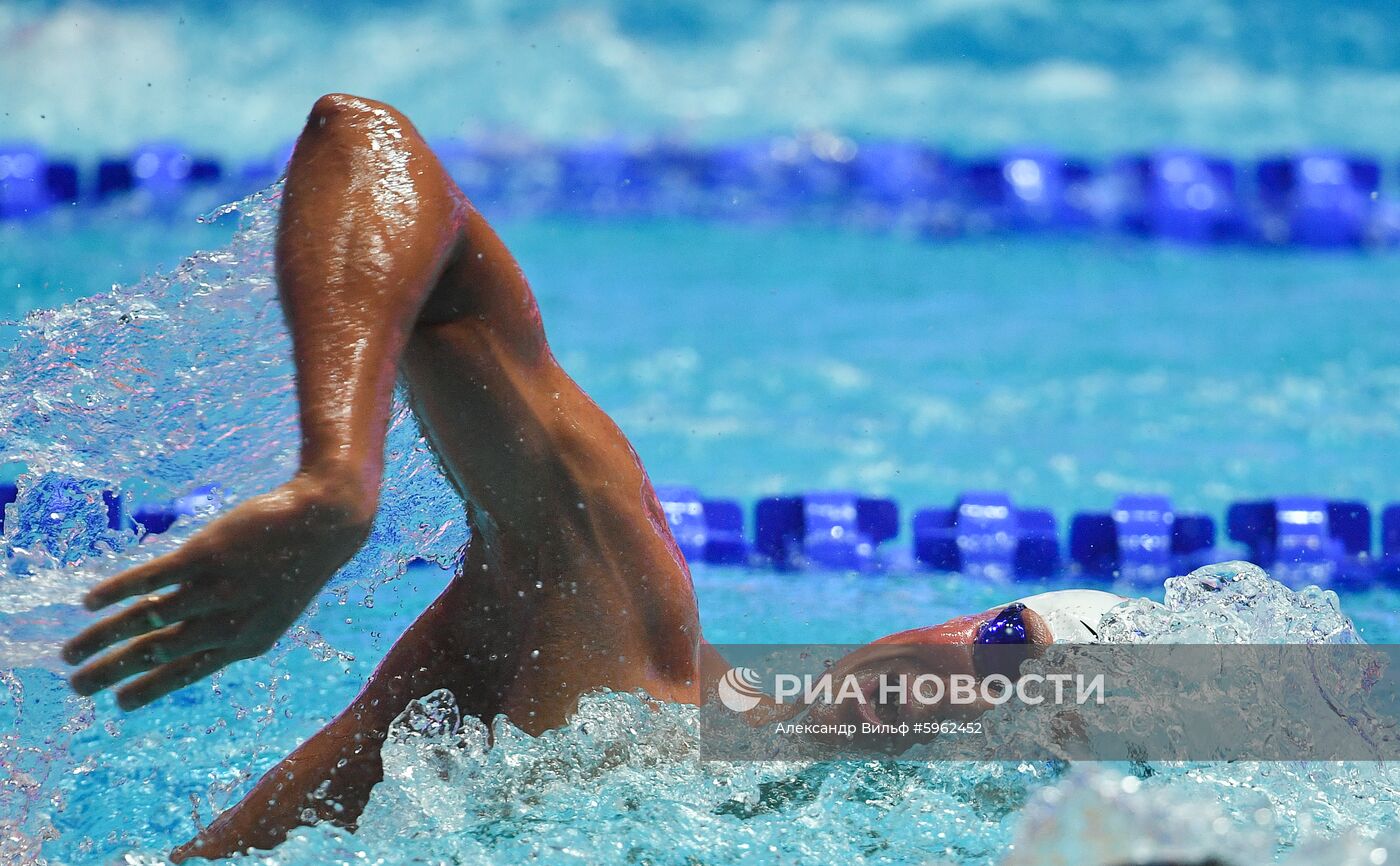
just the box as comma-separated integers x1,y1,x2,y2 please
7,0,1400,862
1,189,1399,865
9,209,1400,518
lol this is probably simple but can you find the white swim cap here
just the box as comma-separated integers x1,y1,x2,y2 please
1011,589,1124,643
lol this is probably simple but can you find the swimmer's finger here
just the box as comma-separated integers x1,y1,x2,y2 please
83,549,202,611
70,623,222,697
115,649,233,711
62,589,223,665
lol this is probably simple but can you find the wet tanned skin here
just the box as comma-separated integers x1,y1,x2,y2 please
63,94,702,861
800,606,1052,743
59,94,1021,861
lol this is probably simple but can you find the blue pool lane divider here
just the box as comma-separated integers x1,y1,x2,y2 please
657,486,1388,589
0,145,79,218
95,142,223,207
652,485,748,566
1114,150,1242,243
0,478,220,545
912,491,1060,579
964,149,1096,232
6,137,1400,248
1381,507,1400,586
1256,152,1379,247
0,483,16,534
1068,494,1220,587
124,484,224,535
1226,497,1373,590
5,473,1400,588
754,492,899,572
1,141,223,217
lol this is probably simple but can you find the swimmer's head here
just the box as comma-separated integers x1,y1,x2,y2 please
800,603,1052,744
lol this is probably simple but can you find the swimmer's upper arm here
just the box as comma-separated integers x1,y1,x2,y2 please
413,205,553,367
293,94,552,369
276,93,466,500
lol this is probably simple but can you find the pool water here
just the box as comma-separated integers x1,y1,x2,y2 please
10,0,1400,859
12,0,1400,159
3,185,1400,865
9,209,1400,516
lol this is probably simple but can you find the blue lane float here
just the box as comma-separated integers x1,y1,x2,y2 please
1069,494,1218,585
0,482,17,534
127,484,223,535
1114,150,1241,243
1381,506,1400,587
9,137,1400,248
847,141,954,209
95,157,135,201
653,485,748,567
88,142,226,207
912,491,1060,580
1226,497,1372,589
555,141,646,215
123,141,222,209
965,149,1095,232
0,144,51,219
700,139,844,216
754,492,899,572
0,475,223,553
1256,151,1379,247
45,160,80,206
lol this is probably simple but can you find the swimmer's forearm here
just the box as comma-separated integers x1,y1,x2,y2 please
276,95,464,516
61,97,473,714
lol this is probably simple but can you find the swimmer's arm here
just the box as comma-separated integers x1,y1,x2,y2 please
274,95,466,506
699,640,802,725
62,95,465,709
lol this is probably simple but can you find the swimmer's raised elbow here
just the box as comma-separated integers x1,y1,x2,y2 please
308,93,363,126
306,93,408,130
296,94,437,179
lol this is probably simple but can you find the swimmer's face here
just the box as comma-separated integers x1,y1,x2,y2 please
801,604,1052,746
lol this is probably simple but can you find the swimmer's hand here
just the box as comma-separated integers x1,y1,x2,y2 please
61,471,374,710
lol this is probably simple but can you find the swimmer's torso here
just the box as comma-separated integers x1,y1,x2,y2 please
393,201,702,731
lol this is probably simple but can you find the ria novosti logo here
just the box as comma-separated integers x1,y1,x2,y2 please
716,666,765,712
715,666,1104,713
